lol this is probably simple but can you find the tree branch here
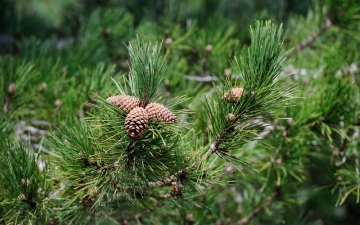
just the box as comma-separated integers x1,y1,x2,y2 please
238,195,274,224
288,18,332,57
205,120,238,157
184,74,218,82
3,83,15,112
3,96,11,112
205,133,223,156
147,169,188,188
149,193,172,199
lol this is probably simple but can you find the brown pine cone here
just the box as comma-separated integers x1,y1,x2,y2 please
107,95,139,114
222,87,244,103
227,113,236,121
125,107,149,138
145,102,176,123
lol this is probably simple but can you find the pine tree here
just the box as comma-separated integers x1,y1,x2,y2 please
1,0,360,224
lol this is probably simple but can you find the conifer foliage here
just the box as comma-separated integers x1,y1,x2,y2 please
1,1,360,224
0,20,296,224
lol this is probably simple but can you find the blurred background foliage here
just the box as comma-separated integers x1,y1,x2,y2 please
1,0,311,38
1,0,360,224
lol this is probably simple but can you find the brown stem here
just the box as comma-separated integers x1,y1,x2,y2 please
205,120,239,157
128,170,187,199
3,96,11,112
288,18,332,57
184,74,218,82
339,138,348,153
147,169,188,188
133,190,172,200
238,195,274,224
149,193,172,199
206,133,223,156
238,131,283,224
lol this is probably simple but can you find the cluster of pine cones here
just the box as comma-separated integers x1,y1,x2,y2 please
107,95,176,138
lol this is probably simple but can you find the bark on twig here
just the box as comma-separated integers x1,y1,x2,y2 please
149,193,172,199
147,169,188,188
3,96,11,112
206,133,222,156
184,74,218,82
288,18,332,57
238,195,274,224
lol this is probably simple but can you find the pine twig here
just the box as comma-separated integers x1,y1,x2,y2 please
205,121,235,157
338,138,348,153
238,128,284,224
238,195,274,225
149,193,172,200
147,169,188,188
147,175,177,188
3,96,11,112
3,83,15,112
206,132,223,156
184,74,218,82
288,18,332,57
133,191,172,200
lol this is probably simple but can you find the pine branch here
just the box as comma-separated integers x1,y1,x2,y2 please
184,74,218,82
202,21,296,171
149,193,172,200
238,195,274,225
147,169,188,188
205,118,237,158
297,18,332,50
3,83,15,112
206,132,223,156
288,18,332,57
3,95,11,112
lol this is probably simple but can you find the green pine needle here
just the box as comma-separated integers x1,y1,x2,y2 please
126,38,168,104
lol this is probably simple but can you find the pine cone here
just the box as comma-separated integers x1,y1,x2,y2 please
107,95,139,114
145,102,176,123
227,113,235,121
125,107,149,138
222,87,244,103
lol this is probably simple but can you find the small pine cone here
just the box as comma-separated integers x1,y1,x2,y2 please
227,113,235,121
125,107,149,138
222,87,244,103
107,95,139,114
165,37,173,46
145,102,176,123
8,83,16,94
205,44,213,52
